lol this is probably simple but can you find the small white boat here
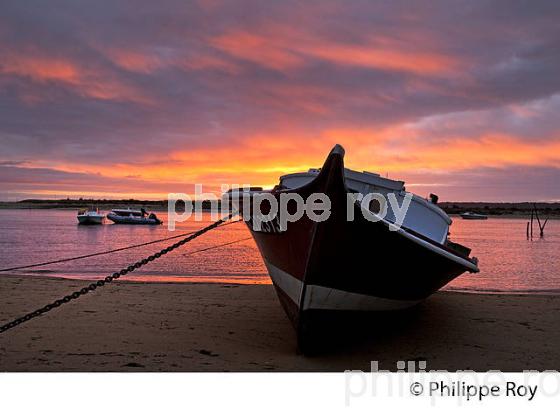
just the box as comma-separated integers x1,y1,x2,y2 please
107,208,162,225
77,209,105,225
460,212,488,220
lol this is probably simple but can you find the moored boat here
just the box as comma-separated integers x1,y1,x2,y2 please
107,208,162,225
77,209,105,225
460,211,488,220
231,144,479,352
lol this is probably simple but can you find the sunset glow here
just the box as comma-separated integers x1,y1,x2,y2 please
1,1,560,201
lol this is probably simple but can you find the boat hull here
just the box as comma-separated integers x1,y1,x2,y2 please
77,215,104,225
107,214,162,225
239,145,478,351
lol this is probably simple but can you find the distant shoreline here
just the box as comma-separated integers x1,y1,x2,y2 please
440,201,560,218
0,199,216,213
1,199,560,217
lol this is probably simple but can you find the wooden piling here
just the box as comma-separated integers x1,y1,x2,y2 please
531,203,548,238
530,208,534,239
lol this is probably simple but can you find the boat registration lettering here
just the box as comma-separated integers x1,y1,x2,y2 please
247,216,282,234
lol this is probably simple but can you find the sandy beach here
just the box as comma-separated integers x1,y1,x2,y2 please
0,275,558,372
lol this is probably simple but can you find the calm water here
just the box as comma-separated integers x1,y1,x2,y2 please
0,209,558,294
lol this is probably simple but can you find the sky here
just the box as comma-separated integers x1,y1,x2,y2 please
1,0,560,202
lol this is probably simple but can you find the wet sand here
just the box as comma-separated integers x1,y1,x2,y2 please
0,275,558,371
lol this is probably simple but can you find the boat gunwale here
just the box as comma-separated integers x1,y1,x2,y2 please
279,170,452,224
269,168,479,273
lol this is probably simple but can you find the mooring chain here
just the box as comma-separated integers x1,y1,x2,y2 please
0,215,235,334
0,219,241,273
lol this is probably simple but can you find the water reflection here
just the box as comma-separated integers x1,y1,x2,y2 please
446,217,560,293
0,209,558,293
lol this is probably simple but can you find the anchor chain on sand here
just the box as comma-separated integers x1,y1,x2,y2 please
0,214,237,334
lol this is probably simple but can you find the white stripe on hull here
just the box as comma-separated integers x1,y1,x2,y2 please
264,260,422,311
264,260,303,304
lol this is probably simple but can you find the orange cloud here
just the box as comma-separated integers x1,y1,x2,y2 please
1,54,80,82
12,129,560,200
210,31,303,71
163,132,560,186
303,42,456,75
377,134,560,171
18,128,385,195
0,51,152,104
103,48,165,74
210,27,458,75
236,83,340,115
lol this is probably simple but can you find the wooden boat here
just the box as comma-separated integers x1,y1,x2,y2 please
77,209,105,225
107,208,162,225
232,145,478,352
460,212,488,220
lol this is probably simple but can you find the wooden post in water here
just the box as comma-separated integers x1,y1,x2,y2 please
526,221,530,239
529,208,534,239
534,204,541,234
532,203,548,238
542,218,549,237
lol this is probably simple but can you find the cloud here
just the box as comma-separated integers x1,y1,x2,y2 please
0,164,200,200
0,50,153,104
1,0,560,200
398,166,560,202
